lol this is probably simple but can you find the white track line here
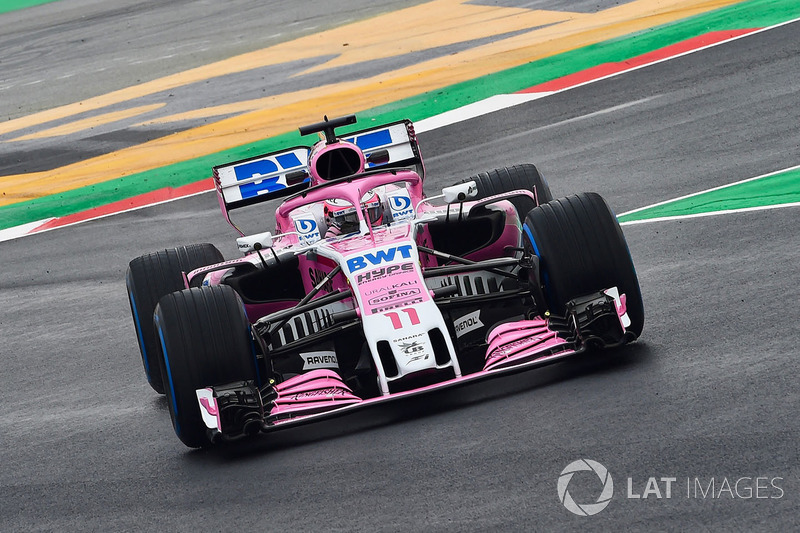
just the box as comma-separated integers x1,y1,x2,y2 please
0,219,53,242
415,93,552,133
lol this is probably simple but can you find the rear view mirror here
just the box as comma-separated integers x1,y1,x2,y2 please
237,231,274,253
442,181,478,203
366,149,390,165
285,170,309,186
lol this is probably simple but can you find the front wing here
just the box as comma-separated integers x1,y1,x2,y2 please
194,288,632,443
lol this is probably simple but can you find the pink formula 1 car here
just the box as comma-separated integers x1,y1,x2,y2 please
126,115,644,448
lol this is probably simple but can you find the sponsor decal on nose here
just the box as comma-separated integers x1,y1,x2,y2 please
300,351,339,370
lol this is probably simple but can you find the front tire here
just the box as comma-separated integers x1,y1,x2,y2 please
155,286,258,448
458,164,553,217
126,244,224,394
523,193,644,337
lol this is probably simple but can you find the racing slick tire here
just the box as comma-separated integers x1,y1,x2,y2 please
458,164,553,217
523,192,644,337
126,243,224,394
154,285,258,448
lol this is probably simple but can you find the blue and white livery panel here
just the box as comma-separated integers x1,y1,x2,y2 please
214,147,311,208
344,122,417,169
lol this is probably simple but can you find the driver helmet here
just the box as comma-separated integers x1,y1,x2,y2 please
323,191,384,235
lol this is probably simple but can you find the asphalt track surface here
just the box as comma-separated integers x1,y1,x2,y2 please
2,5,799,533
0,0,626,185
0,0,620,120
0,0,431,119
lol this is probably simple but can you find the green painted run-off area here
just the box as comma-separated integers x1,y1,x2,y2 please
0,0,61,15
618,167,800,222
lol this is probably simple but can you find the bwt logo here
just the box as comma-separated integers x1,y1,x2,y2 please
389,195,411,211
389,194,414,221
295,218,317,234
294,216,320,244
347,244,413,273
557,459,614,516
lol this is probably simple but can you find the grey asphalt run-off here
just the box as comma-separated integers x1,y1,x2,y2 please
1,2,798,531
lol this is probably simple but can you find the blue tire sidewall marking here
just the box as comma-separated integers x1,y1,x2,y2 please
523,222,550,292
155,315,182,437
522,224,539,256
127,277,153,381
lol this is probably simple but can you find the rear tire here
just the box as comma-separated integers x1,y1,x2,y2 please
523,193,644,337
126,244,224,393
458,164,553,217
154,286,258,448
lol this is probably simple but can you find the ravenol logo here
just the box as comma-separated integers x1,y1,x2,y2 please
346,244,413,273
557,459,614,516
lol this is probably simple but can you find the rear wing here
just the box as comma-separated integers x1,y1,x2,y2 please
213,119,424,217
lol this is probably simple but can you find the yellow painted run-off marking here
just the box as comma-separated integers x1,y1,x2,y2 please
8,104,166,141
1,0,744,206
